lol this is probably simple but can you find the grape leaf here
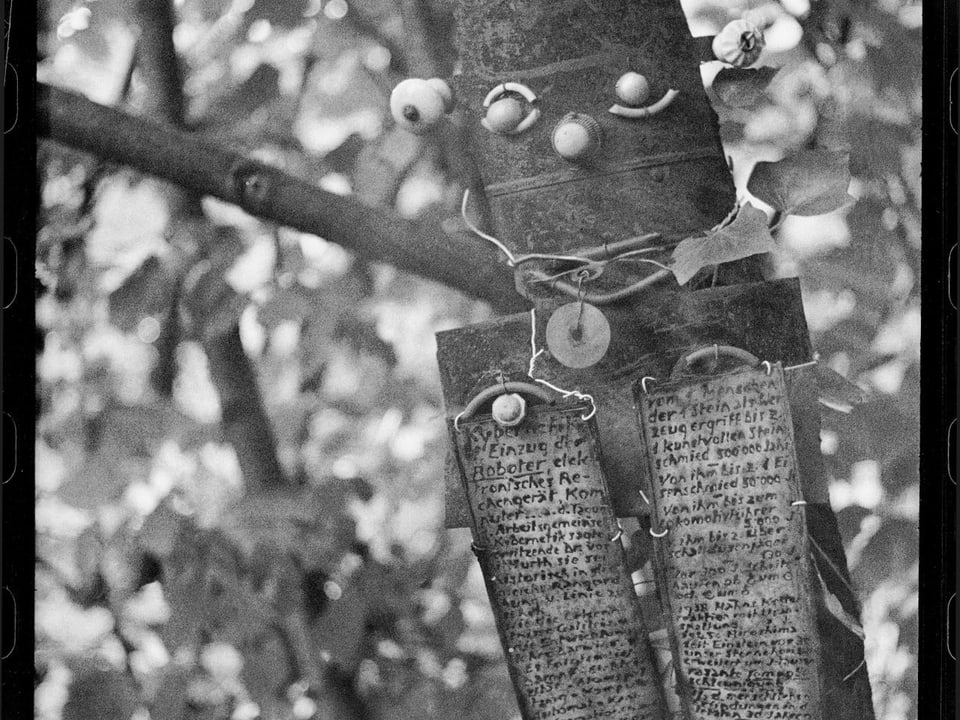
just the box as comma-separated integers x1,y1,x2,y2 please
747,150,854,216
712,66,779,108
669,204,776,286
815,364,870,414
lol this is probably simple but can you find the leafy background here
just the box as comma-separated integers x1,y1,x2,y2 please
35,0,921,719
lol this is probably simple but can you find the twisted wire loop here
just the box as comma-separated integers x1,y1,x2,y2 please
670,345,760,377
527,309,598,421
461,189,674,303
453,380,555,430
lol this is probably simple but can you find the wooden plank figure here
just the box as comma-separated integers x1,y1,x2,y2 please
393,1,876,718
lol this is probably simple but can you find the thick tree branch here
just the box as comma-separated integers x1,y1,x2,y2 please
37,83,524,312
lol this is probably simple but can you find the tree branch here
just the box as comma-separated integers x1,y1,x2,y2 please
129,0,286,492
37,83,524,312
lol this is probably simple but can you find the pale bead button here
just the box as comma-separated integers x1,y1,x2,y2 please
491,393,527,427
615,72,651,106
485,97,525,134
551,113,603,162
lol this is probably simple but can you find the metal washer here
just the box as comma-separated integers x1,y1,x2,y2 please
545,302,611,368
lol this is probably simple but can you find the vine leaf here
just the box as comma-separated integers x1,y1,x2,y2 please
815,364,870,413
747,150,854,216
712,67,779,108
670,204,776,286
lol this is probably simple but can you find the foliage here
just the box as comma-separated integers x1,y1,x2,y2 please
669,203,776,285
36,1,921,719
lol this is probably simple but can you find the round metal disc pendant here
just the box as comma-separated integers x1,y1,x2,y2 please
545,302,611,368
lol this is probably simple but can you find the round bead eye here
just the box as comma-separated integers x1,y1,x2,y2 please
390,78,452,134
484,97,526,133
712,19,765,67
425,78,455,113
615,72,651,106
491,393,527,427
481,82,541,135
551,113,603,162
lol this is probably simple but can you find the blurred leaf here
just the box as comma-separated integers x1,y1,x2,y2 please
816,364,870,413
108,255,175,333
257,287,314,329
181,263,249,342
94,403,204,457
139,501,187,559
250,0,311,27
437,663,519,720
151,664,192,720
747,150,854,216
63,667,139,720
195,64,282,131
712,66,779,108
311,583,369,673
847,115,913,179
241,629,293,704
58,441,132,510
670,204,776,285
324,133,368,175
851,517,918,588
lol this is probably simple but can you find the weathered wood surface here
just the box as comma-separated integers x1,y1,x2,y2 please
451,404,666,720
452,0,735,255
637,365,823,720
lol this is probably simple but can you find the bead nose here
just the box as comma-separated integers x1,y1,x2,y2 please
551,113,603,162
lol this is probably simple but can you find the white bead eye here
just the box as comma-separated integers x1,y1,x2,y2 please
712,19,765,67
484,97,526,133
608,72,681,120
615,72,651,106
390,78,454,134
481,82,541,135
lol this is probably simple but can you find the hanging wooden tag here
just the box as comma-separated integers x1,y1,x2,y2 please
451,402,665,720
634,364,823,720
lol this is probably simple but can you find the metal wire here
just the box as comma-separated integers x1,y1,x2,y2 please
527,309,598,420
461,189,677,305
460,190,593,267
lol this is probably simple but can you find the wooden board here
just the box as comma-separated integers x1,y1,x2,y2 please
452,0,735,252
438,278,813,528
635,365,823,720
451,403,665,720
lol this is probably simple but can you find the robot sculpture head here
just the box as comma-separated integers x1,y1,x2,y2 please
448,0,741,256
